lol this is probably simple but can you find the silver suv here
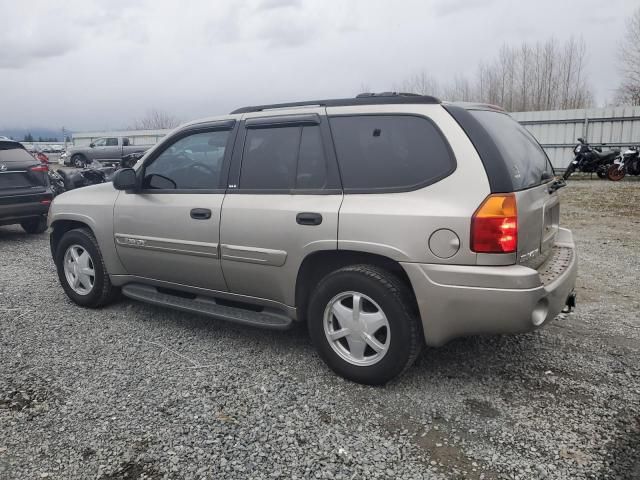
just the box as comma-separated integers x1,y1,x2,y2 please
49,94,577,385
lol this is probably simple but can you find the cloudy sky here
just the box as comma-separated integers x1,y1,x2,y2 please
0,0,637,132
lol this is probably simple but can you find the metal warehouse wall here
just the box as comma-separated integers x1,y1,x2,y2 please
72,129,170,147
512,106,640,169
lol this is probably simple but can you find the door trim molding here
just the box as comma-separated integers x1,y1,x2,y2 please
115,233,219,258
220,244,287,266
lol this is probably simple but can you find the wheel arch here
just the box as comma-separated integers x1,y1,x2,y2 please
50,218,96,260
294,250,417,322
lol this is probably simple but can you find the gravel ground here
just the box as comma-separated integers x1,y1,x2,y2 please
1,179,639,480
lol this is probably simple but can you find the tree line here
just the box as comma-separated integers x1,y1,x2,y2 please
394,37,593,112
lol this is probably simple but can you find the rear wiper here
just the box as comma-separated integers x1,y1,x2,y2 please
548,178,566,193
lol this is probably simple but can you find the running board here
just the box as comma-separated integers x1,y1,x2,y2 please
121,283,293,330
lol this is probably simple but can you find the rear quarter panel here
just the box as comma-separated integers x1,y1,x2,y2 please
328,104,491,265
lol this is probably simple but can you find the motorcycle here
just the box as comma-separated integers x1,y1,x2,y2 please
563,138,620,180
607,146,640,181
33,151,65,196
56,151,145,191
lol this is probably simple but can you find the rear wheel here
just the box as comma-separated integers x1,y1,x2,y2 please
20,217,47,234
307,265,422,385
54,228,119,307
607,164,626,181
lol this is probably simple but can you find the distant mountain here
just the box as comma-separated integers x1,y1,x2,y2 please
0,127,71,142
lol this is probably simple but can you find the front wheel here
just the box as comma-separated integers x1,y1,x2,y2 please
54,228,119,308
607,164,626,181
308,265,422,385
71,154,86,169
562,163,576,180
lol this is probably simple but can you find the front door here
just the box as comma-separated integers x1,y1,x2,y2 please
220,111,343,306
114,122,236,292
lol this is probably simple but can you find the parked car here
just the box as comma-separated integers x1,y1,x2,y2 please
48,93,577,385
0,139,53,233
63,137,149,168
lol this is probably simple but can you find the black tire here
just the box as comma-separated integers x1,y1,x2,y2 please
562,164,576,180
20,217,48,234
72,154,86,168
54,228,119,308
307,264,422,385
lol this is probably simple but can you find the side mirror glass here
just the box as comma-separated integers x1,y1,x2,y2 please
113,168,137,191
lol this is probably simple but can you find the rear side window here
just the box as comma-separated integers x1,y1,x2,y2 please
329,115,455,192
105,138,118,146
468,110,553,190
240,126,329,190
0,145,35,163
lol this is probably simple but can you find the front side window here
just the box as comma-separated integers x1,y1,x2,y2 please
93,138,106,147
143,130,229,190
329,115,455,191
239,125,329,190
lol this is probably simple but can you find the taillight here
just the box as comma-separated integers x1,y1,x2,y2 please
471,193,517,253
30,165,49,172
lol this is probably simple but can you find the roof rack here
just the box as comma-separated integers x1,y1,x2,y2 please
230,92,441,114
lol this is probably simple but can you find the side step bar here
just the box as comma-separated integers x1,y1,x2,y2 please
122,283,293,330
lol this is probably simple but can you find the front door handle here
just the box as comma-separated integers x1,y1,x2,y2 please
190,208,212,220
296,212,322,226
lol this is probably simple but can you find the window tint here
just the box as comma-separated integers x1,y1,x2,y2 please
105,138,118,146
143,130,229,190
469,110,553,190
329,115,455,191
240,127,299,190
0,146,37,163
296,127,327,189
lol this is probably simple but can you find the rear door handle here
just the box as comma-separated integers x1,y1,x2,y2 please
296,212,322,226
190,208,212,220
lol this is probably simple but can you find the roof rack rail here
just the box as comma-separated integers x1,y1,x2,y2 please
230,92,441,114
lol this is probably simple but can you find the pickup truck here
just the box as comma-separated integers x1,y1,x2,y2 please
61,137,149,168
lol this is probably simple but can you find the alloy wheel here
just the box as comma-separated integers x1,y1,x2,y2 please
323,291,391,367
63,244,96,295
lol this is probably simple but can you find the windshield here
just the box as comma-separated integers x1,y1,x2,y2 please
470,110,554,190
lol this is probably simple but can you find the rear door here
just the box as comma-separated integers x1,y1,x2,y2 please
219,110,342,306
465,109,557,268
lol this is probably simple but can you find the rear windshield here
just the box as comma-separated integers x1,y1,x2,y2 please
0,144,35,163
469,110,553,190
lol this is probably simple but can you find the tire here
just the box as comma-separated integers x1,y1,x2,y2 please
307,264,422,385
562,164,576,180
20,217,48,234
71,154,86,168
54,228,119,308
607,164,626,181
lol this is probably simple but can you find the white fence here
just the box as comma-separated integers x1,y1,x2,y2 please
512,106,640,169
72,129,170,147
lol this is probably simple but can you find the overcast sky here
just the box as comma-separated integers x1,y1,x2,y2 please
0,0,637,132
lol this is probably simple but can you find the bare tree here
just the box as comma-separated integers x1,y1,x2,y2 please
128,109,180,130
394,37,593,111
616,7,640,105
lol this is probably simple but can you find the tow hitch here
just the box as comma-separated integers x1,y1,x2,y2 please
562,291,577,313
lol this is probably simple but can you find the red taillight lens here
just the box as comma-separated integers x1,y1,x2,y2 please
471,193,517,253
30,165,49,172
40,199,52,206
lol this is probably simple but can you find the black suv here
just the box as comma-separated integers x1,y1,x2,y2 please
0,140,53,233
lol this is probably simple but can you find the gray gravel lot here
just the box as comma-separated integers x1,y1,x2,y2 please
1,180,639,480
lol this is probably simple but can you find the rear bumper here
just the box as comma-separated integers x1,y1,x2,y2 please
401,228,578,347
0,191,52,226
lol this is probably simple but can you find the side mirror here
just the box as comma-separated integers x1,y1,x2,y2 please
89,142,95,148
112,168,137,191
